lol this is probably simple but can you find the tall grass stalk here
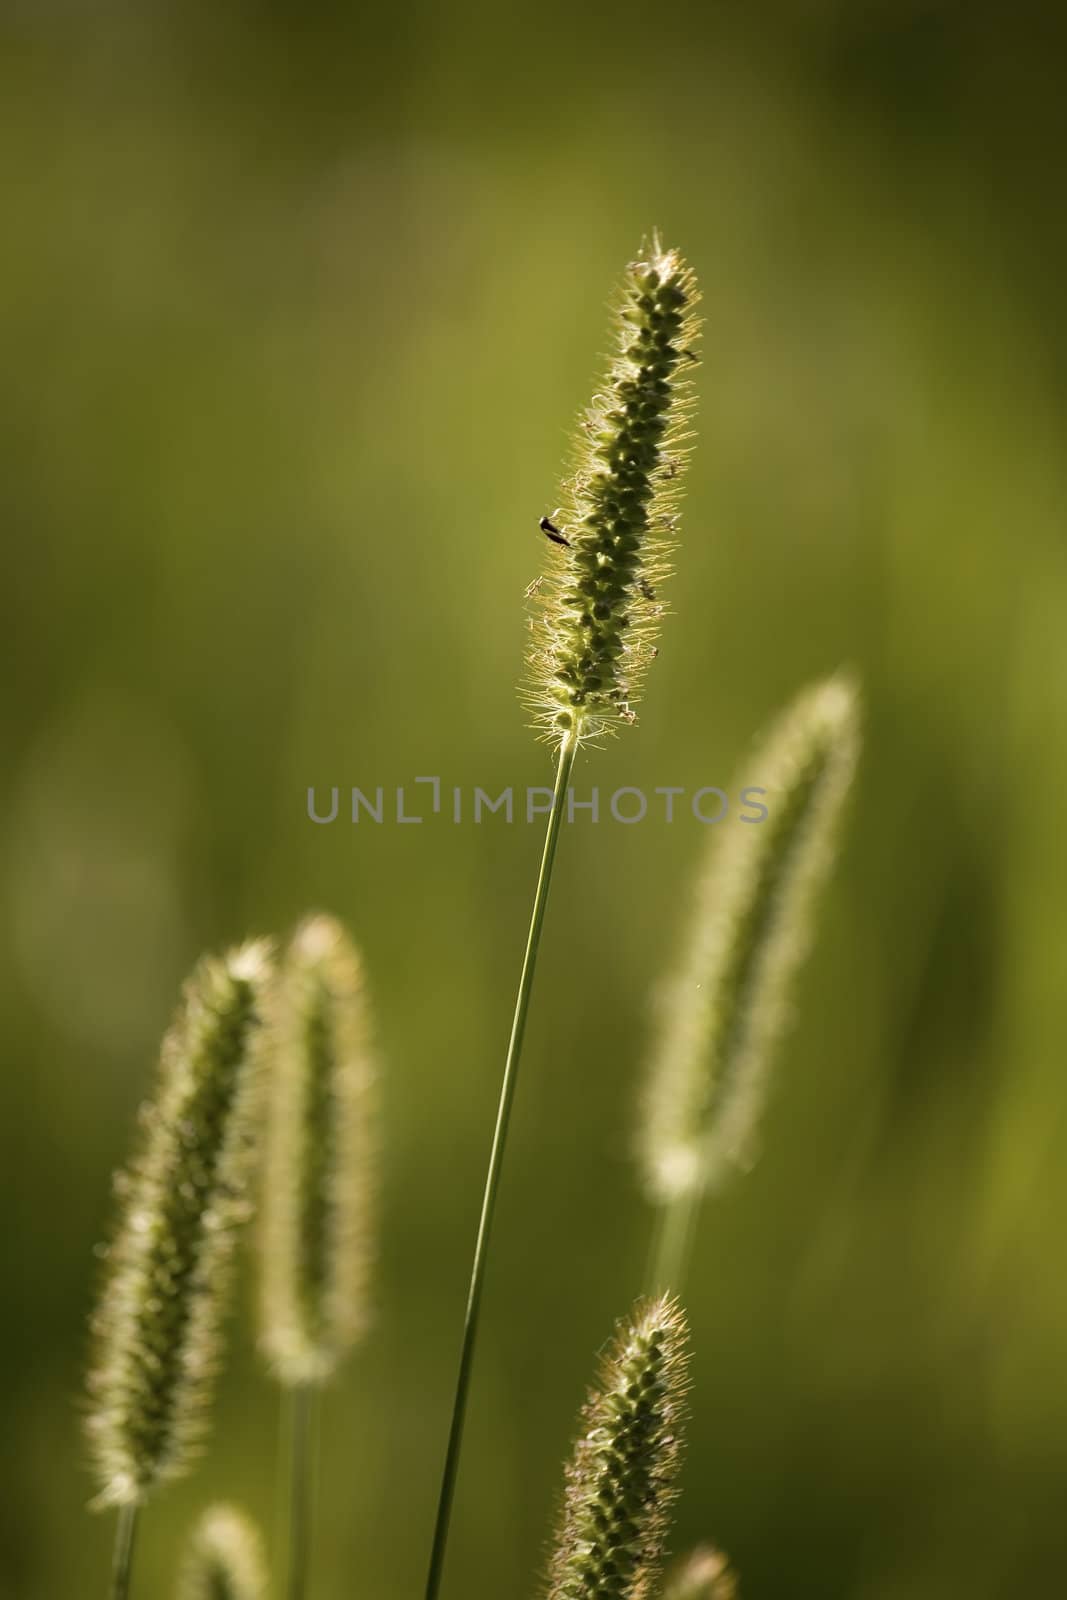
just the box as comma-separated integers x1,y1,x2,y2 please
285,1385,315,1600
642,676,860,1292
423,728,576,1600
646,1182,701,1299
109,1504,138,1600
423,237,699,1600
86,942,270,1600
258,913,377,1600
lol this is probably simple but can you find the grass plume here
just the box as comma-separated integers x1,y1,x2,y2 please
258,912,377,1600
176,1505,269,1600
86,941,271,1510
259,912,377,1385
642,676,860,1234
425,236,699,1600
544,1295,689,1600
525,236,700,744
662,1547,738,1600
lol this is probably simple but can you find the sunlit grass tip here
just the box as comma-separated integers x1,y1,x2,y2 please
259,912,378,1385
544,1293,689,1600
86,941,272,1508
175,1504,269,1600
524,234,701,746
641,675,860,1205
662,1546,738,1600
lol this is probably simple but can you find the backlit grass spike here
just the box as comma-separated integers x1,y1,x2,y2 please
176,1504,268,1600
642,675,860,1206
259,912,377,1385
662,1546,738,1600
525,235,700,744
544,1294,689,1600
86,942,271,1508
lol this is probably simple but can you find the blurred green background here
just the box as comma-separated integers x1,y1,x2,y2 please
3,3,1067,1596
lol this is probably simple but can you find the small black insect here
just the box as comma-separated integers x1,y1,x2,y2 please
540,515,570,548
637,577,657,601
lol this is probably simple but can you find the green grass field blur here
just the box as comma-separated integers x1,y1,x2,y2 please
3,4,1067,1596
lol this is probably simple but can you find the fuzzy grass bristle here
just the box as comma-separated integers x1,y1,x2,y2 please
544,1294,689,1600
86,942,271,1508
259,912,377,1386
176,1504,269,1600
642,676,860,1206
525,236,700,745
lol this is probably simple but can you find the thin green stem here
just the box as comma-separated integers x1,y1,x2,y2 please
647,1186,701,1295
286,1384,316,1600
108,1503,139,1600
274,1384,289,1579
423,729,579,1600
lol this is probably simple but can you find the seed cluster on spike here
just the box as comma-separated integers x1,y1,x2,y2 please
545,1295,689,1600
86,943,271,1507
177,1504,269,1600
259,913,376,1386
642,677,860,1204
526,239,700,744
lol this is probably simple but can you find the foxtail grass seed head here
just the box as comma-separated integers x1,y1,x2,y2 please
86,942,272,1508
545,1294,689,1600
526,237,700,745
176,1504,269,1600
663,1547,738,1600
642,676,860,1203
259,912,377,1385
